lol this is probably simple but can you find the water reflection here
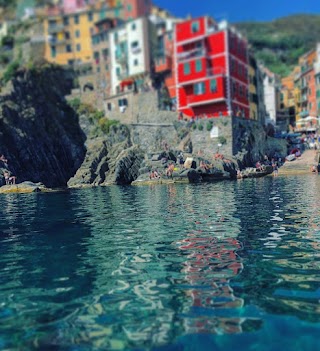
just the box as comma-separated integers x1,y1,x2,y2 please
0,177,320,350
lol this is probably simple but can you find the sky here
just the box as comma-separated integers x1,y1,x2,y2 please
153,0,320,22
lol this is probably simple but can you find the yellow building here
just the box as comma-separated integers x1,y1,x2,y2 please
43,9,104,66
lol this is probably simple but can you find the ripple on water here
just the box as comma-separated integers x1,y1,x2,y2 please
0,179,320,350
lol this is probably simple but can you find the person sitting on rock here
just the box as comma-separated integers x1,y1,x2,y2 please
200,160,210,171
255,161,263,171
236,169,243,179
149,170,155,179
3,171,10,185
166,163,174,178
9,175,16,185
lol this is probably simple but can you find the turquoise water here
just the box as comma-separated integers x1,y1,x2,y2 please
0,176,320,350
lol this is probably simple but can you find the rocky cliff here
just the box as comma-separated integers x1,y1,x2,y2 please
0,65,86,187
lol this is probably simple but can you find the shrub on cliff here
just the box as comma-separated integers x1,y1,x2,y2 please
98,118,119,134
2,60,20,83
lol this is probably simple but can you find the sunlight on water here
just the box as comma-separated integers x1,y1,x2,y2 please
0,176,320,350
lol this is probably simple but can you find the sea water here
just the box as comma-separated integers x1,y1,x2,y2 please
0,176,320,350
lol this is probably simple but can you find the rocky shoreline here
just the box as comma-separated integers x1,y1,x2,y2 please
0,66,286,191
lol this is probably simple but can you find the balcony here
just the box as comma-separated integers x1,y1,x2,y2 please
177,47,205,62
48,24,64,33
187,94,226,107
179,66,225,86
155,56,172,73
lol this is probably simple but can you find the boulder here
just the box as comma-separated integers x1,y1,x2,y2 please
0,181,52,194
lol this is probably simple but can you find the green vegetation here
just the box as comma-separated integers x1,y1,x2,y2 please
67,98,119,135
98,118,119,134
236,14,320,76
218,136,227,145
197,123,204,131
206,120,213,131
2,60,20,83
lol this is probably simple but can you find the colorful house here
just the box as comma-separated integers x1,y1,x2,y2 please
108,17,157,95
174,17,250,118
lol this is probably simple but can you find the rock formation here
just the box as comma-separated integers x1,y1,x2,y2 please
0,65,86,188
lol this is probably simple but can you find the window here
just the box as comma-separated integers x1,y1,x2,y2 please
239,85,243,96
168,32,173,41
127,4,132,11
231,59,235,72
105,64,109,71
63,17,69,25
116,67,121,77
76,44,81,52
131,41,139,49
48,20,56,29
65,31,70,40
132,23,136,30
94,52,100,64
119,98,128,107
194,82,205,95
195,59,202,72
75,30,80,38
134,59,138,66
102,48,109,59
107,103,112,111
191,21,200,33
74,15,79,24
184,62,190,75
50,46,56,58
238,64,242,76
88,12,93,22
210,79,217,93
66,44,72,53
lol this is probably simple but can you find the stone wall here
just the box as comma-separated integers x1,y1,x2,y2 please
190,118,233,158
189,116,287,163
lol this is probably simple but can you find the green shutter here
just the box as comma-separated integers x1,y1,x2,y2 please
210,79,217,92
184,63,190,75
196,60,202,72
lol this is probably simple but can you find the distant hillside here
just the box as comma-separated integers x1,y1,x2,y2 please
236,14,320,77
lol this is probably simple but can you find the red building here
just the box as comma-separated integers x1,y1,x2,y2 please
174,17,250,118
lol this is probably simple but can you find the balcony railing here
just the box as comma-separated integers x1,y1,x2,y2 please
48,24,64,33
187,95,225,106
179,66,225,86
177,47,205,61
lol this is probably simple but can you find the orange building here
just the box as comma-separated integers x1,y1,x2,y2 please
296,49,317,121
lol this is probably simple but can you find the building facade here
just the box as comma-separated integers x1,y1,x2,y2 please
296,49,317,121
108,17,156,95
315,44,320,118
261,66,281,125
174,17,250,118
